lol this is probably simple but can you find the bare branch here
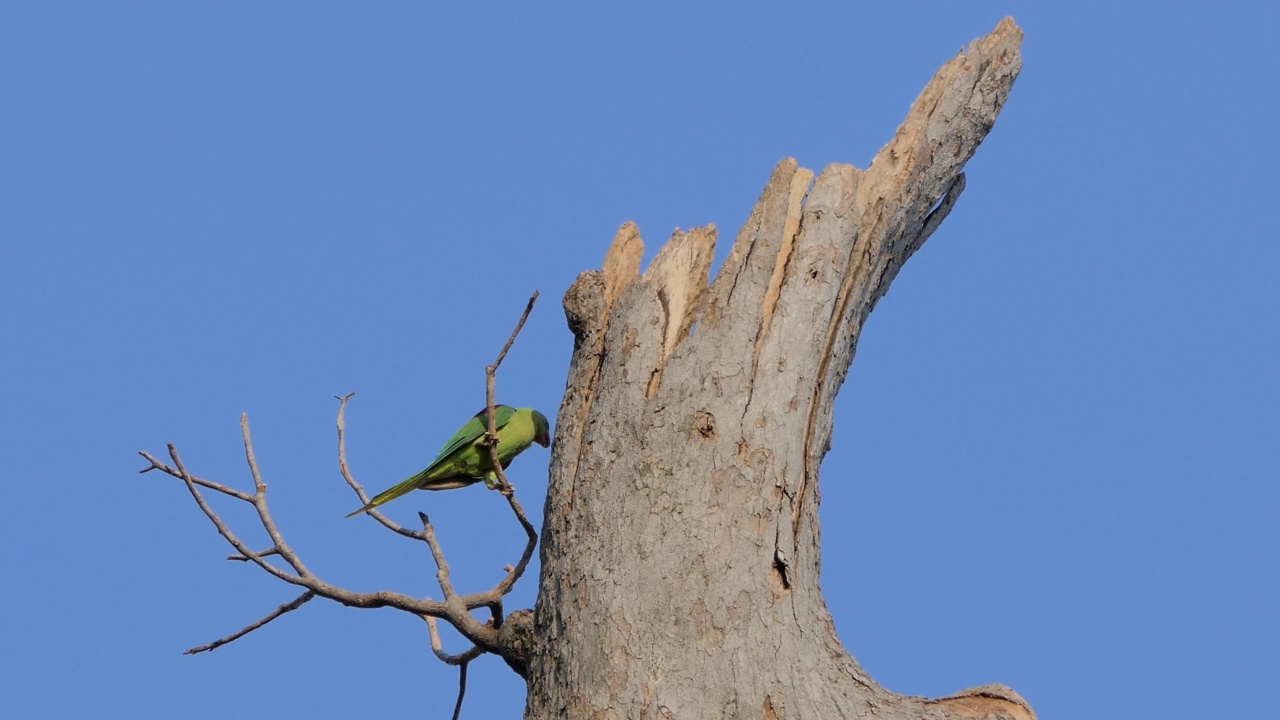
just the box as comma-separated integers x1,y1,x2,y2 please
144,294,544,672
424,615,486,665
185,591,316,654
492,290,540,371
419,512,460,598
139,451,254,502
492,493,538,600
422,612,484,718
464,290,544,626
227,547,280,562
143,441,469,619
333,393,428,541
452,661,470,720
483,290,539,496
418,512,500,648
240,414,312,578
241,413,266,494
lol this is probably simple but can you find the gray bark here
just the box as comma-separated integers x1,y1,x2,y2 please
523,18,1031,720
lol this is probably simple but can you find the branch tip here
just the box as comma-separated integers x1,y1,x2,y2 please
184,591,317,655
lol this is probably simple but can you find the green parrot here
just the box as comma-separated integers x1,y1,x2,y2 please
346,405,551,517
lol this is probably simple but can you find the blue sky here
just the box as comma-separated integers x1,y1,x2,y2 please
2,3,1276,718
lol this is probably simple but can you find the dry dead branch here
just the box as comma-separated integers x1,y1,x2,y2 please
138,291,543,680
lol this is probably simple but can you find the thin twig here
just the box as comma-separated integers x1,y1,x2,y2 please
483,290,539,496
419,513,460,600
416,513,496,650
493,492,538,597
492,290,539,370
452,661,469,720
185,591,316,654
139,452,255,502
241,414,312,578
227,547,281,562
333,393,427,541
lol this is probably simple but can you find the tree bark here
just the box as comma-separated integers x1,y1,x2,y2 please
526,18,1029,720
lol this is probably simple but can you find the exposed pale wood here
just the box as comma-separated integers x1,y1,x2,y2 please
928,685,1038,720
601,221,643,314
640,225,716,398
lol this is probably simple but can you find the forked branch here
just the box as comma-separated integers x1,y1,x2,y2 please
138,292,544,675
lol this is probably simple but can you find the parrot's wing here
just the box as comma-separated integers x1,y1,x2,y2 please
428,405,516,465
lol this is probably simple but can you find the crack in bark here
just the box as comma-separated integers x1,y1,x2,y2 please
744,169,811,414
796,203,870,544
646,286,672,399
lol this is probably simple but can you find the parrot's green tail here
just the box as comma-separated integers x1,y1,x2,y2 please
344,472,426,518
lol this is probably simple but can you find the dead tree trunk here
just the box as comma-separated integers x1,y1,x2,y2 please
523,18,1029,720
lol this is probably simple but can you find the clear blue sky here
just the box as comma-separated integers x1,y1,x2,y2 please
2,3,1276,718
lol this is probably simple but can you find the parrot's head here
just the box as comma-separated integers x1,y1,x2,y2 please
531,410,551,448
